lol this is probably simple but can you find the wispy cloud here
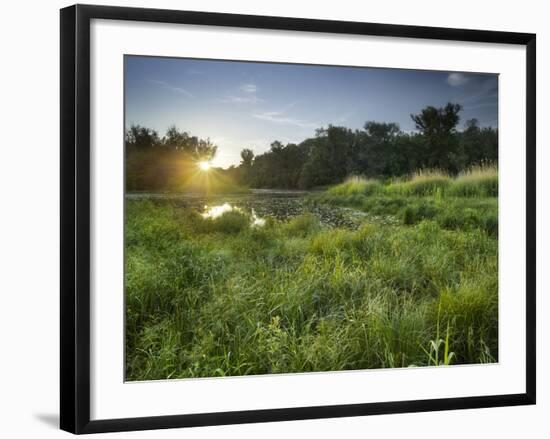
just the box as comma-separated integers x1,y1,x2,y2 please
446,73,469,87
240,83,258,93
253,107,318,129
148,79,194,98
222,95,262,104
220,83,262,104
458,77,498,102
455,77,498,114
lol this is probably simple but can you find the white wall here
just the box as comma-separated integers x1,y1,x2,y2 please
0,0,546,437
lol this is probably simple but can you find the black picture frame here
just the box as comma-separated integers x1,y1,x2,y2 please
60,4,536,434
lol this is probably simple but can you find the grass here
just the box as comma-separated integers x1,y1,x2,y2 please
125,166,498,380
312,165,498,236
328,176,383,196
324,164,497,198
448,165,499,197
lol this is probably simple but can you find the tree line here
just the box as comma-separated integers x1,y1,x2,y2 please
125,125,217,191
126,102,497,191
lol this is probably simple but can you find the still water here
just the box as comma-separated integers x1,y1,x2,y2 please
127,189,391,229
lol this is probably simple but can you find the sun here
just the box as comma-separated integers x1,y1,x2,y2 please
198,161,211,171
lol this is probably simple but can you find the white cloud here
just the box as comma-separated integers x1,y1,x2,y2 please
222,95,262,104
220,83,261,104
240,83,258,93
148,80,194,98
253,109,317,129
446,73,469,87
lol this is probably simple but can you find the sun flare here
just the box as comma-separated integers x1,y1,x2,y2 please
198,161,211,171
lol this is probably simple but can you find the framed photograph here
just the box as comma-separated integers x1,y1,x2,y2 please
60,4,536,434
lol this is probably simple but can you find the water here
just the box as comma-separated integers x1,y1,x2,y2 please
127,189,395,229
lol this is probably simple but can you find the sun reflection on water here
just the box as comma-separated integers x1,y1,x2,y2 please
201,203,266,227
201,203,236,219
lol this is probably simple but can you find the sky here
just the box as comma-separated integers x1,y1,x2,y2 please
125,56,498,169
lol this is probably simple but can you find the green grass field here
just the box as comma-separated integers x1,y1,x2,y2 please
125,167,498,380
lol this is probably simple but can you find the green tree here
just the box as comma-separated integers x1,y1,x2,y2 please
125,124,160,149
410,103,462,172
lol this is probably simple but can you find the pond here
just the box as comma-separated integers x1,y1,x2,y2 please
127,189,397,229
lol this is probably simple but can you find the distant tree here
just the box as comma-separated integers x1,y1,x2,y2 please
238,148,255,184
240,148,255,167
298,126,355,188
125,124,160,149
364,121,400,143
194,138,217,162
163,125,189,150
125,124,218,191
459,119,498,167
124,101,497,192
269,141,284,154
161,125,217,161
410,103,462,172
355,122,402,176
411,103,461,137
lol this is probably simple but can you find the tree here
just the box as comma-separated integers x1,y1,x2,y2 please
162,125,217,161
364,121,400,143
297,126,356,188
410,103,462,172
411,103,461,137
163,125,189,150
240,148,255,167
459,119,498,167
194,138,217,162
355,122,403,176
125,124,160,149
125,125,218,191
124,102,497,192
239,148,255,184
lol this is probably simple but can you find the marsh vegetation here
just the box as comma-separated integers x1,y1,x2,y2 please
125,166,498,380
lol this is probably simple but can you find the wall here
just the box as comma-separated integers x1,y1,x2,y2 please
0,0,546,437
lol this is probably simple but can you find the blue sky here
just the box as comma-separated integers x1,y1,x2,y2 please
125,56,498,169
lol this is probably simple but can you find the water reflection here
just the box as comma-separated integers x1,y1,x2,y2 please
127,191,396,229
251,209,266,227
202,203,266,227
201,202,238,219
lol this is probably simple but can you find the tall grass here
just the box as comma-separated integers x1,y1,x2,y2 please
313,165,498,236
126,196,498,380
387,169,451,197
448,165,498,197
326,165,498,199
328,176,382,196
